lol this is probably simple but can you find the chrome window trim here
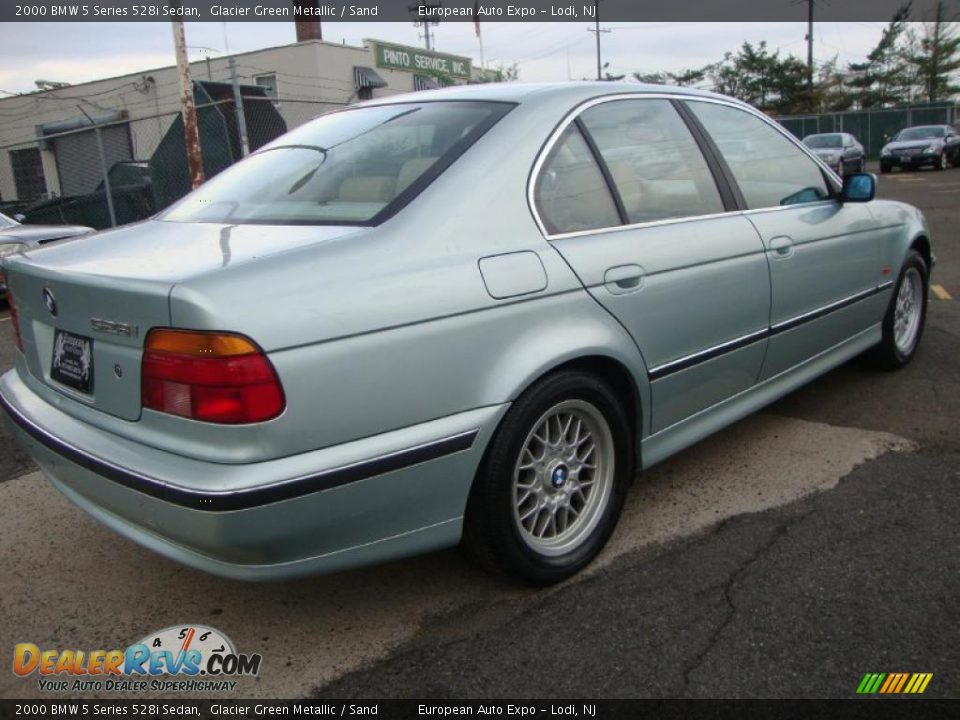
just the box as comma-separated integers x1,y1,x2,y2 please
527,93,844,241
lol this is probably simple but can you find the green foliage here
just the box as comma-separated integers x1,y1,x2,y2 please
902,2,960,102
626,0,959,112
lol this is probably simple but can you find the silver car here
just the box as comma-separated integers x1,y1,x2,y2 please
0,212,93,299
0,83,932,586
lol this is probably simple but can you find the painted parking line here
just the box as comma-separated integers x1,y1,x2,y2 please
0,315,10,323
931,284,953,301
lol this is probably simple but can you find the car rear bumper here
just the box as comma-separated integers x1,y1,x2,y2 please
0,367,506,580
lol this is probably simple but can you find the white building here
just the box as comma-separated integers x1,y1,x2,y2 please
0,29,491,205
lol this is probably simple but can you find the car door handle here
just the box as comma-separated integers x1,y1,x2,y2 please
768,236,794,258
603,264,644,294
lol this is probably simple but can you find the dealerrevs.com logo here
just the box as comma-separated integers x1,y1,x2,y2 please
13,625,262,693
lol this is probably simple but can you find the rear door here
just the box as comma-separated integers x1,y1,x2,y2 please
535,97,771,433
683,99,885,381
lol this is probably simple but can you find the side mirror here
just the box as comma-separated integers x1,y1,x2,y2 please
841,173,876,203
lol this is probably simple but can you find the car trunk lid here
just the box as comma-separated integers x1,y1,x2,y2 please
4,220,366,421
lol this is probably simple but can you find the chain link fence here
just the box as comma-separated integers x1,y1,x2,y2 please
777,102,958,159
0,95,342,229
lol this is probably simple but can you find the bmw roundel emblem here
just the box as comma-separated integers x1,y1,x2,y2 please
42,288,57,317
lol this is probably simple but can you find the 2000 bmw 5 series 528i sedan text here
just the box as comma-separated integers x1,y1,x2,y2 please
0,83,933,586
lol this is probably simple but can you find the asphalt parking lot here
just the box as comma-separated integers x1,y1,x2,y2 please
0,163,957,700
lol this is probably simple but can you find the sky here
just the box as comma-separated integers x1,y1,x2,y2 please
0,21,891,95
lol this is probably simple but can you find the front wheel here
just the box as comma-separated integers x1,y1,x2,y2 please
880,162,891,174
463,370,633,586
865,250,928,370
935,152,948,171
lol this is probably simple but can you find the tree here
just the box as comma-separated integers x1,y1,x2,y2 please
632,67,708,87
903,1,960,102
704,42,811,114
846,3,912,108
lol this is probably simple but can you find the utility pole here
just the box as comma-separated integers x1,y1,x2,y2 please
171,17,204,189
806,0,815,98
77,105,116,228
229,57,250,158
410,3,441,51
587,1,611,80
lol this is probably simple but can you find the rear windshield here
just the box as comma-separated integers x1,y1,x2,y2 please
162,101,512,225
803,134,842,148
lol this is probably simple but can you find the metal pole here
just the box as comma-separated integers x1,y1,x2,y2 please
77,105,116,228
595,0,601,80
229,58,250,158
424,23,432,51
806,0,814,104
171,18,204,189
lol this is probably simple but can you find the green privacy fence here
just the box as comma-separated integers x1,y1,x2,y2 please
777,102,957,159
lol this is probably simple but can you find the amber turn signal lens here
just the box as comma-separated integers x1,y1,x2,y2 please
141,329,285,424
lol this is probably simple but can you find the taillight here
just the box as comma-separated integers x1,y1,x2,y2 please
142,329,285,424
7,285,23,353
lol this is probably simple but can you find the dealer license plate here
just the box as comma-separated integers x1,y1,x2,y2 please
51,329,94,394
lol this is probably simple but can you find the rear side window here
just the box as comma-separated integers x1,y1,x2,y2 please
163,101,512,225
534,124,621,235
579,99,724,224
686,101,830,209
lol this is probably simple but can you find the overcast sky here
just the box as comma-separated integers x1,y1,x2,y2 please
0,21,891,94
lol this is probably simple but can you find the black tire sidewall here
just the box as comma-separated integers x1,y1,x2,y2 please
466,371,633,585
880,251,929,367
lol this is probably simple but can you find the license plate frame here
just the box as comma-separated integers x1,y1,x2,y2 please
51,329,95,394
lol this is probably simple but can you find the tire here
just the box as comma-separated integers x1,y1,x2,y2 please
462,370,633,586
880,162,891,174
865,250,928,370
934,152,948,171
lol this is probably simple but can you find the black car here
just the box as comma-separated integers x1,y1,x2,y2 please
0,212,93,298
880,125,960,173
802,132,866,176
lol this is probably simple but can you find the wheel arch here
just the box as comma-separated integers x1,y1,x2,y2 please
910,234,932,271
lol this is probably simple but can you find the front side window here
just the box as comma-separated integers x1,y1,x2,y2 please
163,101,511,225
534,124,621,235
687,101,831,209
579,99,724,224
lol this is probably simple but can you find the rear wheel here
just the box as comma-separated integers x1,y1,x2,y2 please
463,370,632,586
865,250,928,370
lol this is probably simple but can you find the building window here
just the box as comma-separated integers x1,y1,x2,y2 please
255,74,278,99
10,147,47,202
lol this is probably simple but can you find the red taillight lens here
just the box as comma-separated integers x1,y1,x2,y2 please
141,329,285,424
7,285,23,353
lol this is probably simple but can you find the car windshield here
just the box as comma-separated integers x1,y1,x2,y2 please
0,212,19,229
896,126,946,141
804,134,843,148
162,101,512,225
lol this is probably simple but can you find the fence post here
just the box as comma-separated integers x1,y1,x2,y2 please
77,105,117,228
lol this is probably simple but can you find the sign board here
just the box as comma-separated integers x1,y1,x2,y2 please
372,41,472,80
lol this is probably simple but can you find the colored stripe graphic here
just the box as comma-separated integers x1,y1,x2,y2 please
857,672,932,694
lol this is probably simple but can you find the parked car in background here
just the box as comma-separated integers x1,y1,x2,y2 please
802,132,866,176
880,125,960,173
0,212,93,299
0,83,933,586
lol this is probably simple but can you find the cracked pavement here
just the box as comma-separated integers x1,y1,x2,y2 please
316,451,959,699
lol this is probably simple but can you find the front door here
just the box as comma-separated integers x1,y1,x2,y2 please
533,98,771,433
